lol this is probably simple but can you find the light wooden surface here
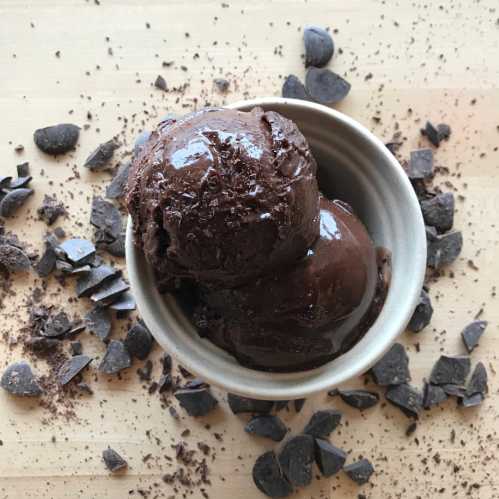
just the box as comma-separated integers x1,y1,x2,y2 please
1,1,499,498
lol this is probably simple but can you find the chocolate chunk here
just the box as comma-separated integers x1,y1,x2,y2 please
303,409,342,437
102,448,128,472
339,389,379,410
109,292,136,312
106,162,131,199
294,398,306,412
213,78,229,92
407,289,433,332
34,124,80,155
59,238,96,265
460,392,484,408
245,415,287,442
344,458,374,485
461,320,487,353
278,434,314,487
0,176,12,189
137,359,153,381
441,384,466,397
26,336,60,352
57,355,92,385
282,74,310,100
154,75,167,91
99,340,131,374
423,121,440,147
84,140,119,171
430,355,471,385
370,343,410,386
37,194,66,225
314,439,346,477
70,340,82,356
85,306,112,341
174,387,218,416
158,373,172,393
427,231,463,269
252,451,292,498
423,382,448,409
36,246,57,277
409,149,433,179
227,393,274,414
42,311,71,337
76,264,120,297
124,323,153,360
385,383,423,418
90,196,122,240
466,362,488,396
305,67,351,104
9,176,32,189
420,192,454,233
0,244,31,272
17,162,30,177
90,277,129,305
303,26,334,67
1,361,43,396
0,188,33,217
437,123,451,141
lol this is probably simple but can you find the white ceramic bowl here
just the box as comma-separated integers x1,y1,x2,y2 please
125,97,426,400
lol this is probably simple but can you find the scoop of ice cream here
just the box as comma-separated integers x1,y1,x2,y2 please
127,107,320,289
194,197,380,371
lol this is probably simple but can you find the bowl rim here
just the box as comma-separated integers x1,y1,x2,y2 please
125,97,427,399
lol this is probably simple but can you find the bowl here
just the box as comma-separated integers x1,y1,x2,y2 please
125,97,426,400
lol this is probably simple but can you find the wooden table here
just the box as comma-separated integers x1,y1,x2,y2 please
1,1,499,497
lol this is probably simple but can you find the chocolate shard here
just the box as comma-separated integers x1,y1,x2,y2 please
0,244,31,272
70,340,83,356
423,382,448,409
98,340,131,374
407,289,433,332
227,393,274,414
459,392,484,408
102,447,128,472
99,232,125,257
84,140,119,171
278,434,314,487
174,387,218,416
437,123,451,141
466,362,488,397
344,458,375,485
42,311,72,337
59,238,96,265
154,75,167,91
124,322,153,360
245,415,287,442
90,277,129,305
85,306,112,342
423,121,440,147
427,231,463,269
370,343,410,386
461,320,487,353
385,383,423,418
409,148,433,179
314,438,346,477
1,361,43,396
252,451,293,498
213,78,229,93
430,355,471,385
305,67,351,105
109,292,136,312
9,176,32,189
106,162,131,199
303,409,342,438
0,188,33,217
294,398,306,412
57,355,92,385
420,192,455,233
282,74,311,100
90,196,123,241
34,123,80,155
37,194,66,225
76,264,120,297
16,162,30,177
303,26,334,67
339,389,380,410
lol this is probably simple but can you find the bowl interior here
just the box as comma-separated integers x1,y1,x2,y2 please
126,98,426,400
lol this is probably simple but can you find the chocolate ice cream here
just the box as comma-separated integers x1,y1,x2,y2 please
127,107,320,289
194,197,384,371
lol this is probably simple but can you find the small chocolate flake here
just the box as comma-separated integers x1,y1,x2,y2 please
252,451,292,498
409,148,433,179
339,389,379,410
84,140,119,171
59,238,96,265
57,355,92,385
423,382,448,409
430,355,471,385
305,67,351,104
102,447,127,472
427,231,463,269
314,439,346,477
461,320,487,353
405,421,417,436
174,387,218,416
245,415,287,442
437,123,451,141
385,383,423,418
303,409,342,438
303,26,334,67
344,458,375,485
227,393,274,414
370,343,410,385
466,362,488,397
16,162,30,177
33,123,80,155
99,340,131,374
213,78,229,92
282,74,311,100
420,192,455,233
154,75,167,91
85,306,112,341
422,121,440,147
407,289,433,332
0,188,33,217
70,340,82,356
0,244,31,272
1,361,43,396
124,322,153,360
37,194,66,225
